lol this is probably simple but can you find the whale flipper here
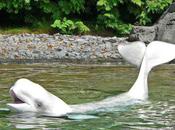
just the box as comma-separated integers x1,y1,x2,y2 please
118,41,146,68
67,114,98,120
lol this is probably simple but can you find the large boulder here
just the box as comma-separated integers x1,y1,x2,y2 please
129,2,175,44
156,3,175,43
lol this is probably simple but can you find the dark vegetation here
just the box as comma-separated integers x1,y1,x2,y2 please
0,0,173,36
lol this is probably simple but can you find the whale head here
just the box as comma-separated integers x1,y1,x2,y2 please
7,78,72,117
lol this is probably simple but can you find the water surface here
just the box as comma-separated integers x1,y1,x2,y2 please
0,64,174,129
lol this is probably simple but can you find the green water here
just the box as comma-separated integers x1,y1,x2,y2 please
0,64,174,130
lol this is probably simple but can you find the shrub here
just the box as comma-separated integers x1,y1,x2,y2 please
130,0,173,25
51,18,89,34
0,0,173,35
96,0,173,35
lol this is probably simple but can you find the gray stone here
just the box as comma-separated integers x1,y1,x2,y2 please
129,2,175,44
0,33,162,64
155,3,175,44
128,26,156,43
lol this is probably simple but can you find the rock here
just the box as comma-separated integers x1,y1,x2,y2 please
155,3,175,44
129,2,175,44
128,26,156,43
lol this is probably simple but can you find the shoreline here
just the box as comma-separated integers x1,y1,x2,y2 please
0,33,127,64
0,33,174,64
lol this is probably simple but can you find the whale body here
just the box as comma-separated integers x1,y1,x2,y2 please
7,41,175,117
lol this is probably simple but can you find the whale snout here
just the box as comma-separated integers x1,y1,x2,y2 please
7,86,36,112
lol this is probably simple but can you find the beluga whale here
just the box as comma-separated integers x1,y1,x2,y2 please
7,41,175,117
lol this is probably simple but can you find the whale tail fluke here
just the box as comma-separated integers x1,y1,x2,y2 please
118,41,146,68
143,41,175,70
118,41,175,69
128,41,175,100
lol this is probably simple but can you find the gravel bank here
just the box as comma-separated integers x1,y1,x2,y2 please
0,33,127,64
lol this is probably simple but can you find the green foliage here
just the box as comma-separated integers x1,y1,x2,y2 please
97,13,132,35
95,0,173,34
97,0,122,11
96,0,132,35
51,18,75,34
51,18,89,34
0,0,173,35
131,0,142,6
75,21,90,34
130,0,173,25
58,0,85,15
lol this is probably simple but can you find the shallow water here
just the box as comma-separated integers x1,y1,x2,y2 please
0,64,174,130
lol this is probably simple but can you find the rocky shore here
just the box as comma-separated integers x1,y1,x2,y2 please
0,33,128,64
1,3,175,64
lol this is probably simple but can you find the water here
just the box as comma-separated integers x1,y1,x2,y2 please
0,64,174,130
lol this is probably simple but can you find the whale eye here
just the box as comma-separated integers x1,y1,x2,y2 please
36,101,42,108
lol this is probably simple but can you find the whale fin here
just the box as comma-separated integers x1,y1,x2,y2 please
143,41,175,69
118,41,146,68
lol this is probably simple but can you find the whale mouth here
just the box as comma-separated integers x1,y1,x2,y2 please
7,88,35,112
10,89,25,104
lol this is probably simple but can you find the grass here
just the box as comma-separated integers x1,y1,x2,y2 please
0,26,53,34
0,23,117,37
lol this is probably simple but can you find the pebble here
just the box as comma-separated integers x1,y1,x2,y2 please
0,33,127,64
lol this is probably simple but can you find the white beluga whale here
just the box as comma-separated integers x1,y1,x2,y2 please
7,41,175,117
7,79,72,116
